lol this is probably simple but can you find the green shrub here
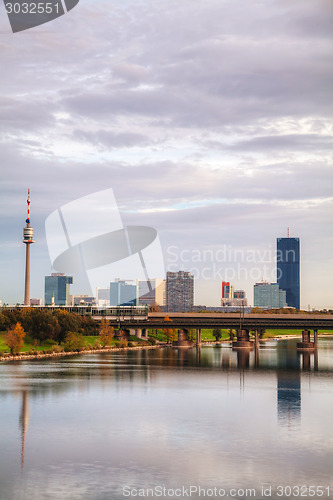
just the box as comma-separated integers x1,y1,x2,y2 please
63,331,84,352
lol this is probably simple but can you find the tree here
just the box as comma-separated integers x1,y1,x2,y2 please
21,308,58,345
0,313,10,331
163,315,176,344
164,327,177,343
5,322,26,354
228,329,235,341
99,319,114,347
212,328,222,342
53,310,80,344
188,329,196,342
63,331,84,351
80,315,98,336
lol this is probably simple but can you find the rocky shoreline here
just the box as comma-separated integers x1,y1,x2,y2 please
0,344,163,362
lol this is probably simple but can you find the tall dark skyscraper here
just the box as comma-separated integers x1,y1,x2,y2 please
277,236,300,309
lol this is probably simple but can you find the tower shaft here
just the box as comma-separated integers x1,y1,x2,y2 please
24,243,31,306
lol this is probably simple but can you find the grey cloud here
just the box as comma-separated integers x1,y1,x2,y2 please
0,97,55,132
206,134,333,152
72,129,151,148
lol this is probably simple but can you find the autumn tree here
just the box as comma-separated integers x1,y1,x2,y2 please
80,315,98,336
212,328,222,342
163,315,176,343
5,322,26,354
99,319,114,347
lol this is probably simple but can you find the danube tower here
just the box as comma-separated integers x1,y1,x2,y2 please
23,189,35,306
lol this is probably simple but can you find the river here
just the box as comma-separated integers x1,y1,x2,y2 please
0,338,332,500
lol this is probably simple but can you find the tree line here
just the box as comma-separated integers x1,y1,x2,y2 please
0,309,117,354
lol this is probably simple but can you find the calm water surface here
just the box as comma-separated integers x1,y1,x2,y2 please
0,339,333,500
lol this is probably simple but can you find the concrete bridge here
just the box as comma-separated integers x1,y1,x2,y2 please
100,312,333,350
5,306,332,350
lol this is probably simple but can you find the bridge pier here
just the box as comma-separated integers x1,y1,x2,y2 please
233,329,254,349
237,349,250,368
314,329,318,348
254,330,259,347
297,330,315,350
141,328,148,340
135,328,142,339
173,328,194,348
196,328,201,346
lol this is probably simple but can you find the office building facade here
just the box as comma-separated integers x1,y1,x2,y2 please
96,288,110,307
254,282,287,309
277,237,300,309
138,279,165,307
44,273,73,305
110,280,138,307
222,281,233,299
166,271,194,312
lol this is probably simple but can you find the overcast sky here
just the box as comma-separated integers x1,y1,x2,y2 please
0,0,332,308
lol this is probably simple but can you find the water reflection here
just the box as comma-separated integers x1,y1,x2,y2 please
1,339,332,500
19,391,29,471
277,342,301,423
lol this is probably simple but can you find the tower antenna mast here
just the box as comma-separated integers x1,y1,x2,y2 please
23,189,35,305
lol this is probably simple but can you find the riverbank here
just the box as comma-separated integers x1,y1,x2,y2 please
0,344,163,362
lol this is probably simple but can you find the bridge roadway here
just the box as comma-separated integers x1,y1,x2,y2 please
97,313,333,331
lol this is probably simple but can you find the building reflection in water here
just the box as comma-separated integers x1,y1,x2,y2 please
277,341,301,423
19,391,29,471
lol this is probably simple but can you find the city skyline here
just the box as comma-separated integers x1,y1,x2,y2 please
0,0,332,309
0,190,331,310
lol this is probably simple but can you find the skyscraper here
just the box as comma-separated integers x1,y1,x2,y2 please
44,273,73,305
277,236,300,309
166,271,194,312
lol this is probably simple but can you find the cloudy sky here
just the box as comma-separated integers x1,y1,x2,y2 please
0,0,332,308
